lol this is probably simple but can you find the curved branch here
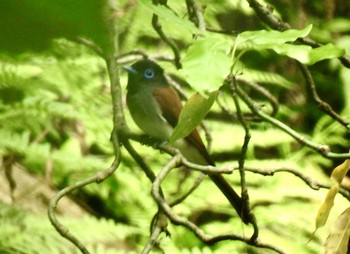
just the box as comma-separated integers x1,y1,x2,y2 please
151,155,288,254
185,0,206,31
298,63,349,127
141,212,168,254
236,77,279,116
48,2,126,253
246,0,350,68
243,166,350,201
237,86,350,159
48,157,121,254
230,77,259,240
151,0,181,69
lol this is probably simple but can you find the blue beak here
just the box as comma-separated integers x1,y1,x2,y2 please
122,65,138,74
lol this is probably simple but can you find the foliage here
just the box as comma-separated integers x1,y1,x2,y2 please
0,0,349,254
0,203,139,254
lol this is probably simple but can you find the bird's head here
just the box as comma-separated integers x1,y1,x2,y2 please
123,60,168,92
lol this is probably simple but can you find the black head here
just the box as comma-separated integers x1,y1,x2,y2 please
124,60,168,92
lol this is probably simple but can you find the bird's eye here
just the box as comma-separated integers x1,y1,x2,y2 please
144,68,155,79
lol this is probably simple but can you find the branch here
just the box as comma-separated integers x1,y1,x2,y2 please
74,37,103,57
237,86,350,159
185,0,206,32
151,155,288,254
246,0,350,68
298,62,350,128
151,1,181,68
48,157,121,254
169,173,205,207
48,2,127,253
230,77,259,240
123,138,173,245
141,212,168,254
243,166,350,201
236,77,279,116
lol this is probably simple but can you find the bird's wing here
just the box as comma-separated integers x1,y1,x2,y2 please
152,86,214,165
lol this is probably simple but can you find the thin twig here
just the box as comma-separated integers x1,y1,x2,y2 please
151,0,181,68
230,77,258,241
48,2,126,253
159,145,237,174
141,212,168,254
206,26,238,35
246,0,290,30
169,173,205,207
123,139,172,244
237,86,350,159
298,62,349,127
245,0,350,68
236,77,279,116
151,155,288,254
3,155,16,202
48,157,121,254
244,166,350,201
75,37,104,57
245,0,350,118
185,0,206,32
123,140,158,182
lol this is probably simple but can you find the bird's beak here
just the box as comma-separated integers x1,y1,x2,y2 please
122,65,138,74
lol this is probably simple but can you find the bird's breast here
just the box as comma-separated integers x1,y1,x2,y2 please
127,90,172,141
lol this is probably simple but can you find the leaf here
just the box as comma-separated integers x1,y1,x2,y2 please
325,18,350,33
308,43,346,65
324,207,350,254
137,0,204,35
331,159,350,184
236,24,345,64
169,92,217,144
236,24,312,45
241,68,294,89
253,42,344,65
268,44,312,64
181,37,232,93
315,185,339,229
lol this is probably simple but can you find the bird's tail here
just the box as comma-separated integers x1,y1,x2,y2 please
209,173,251,224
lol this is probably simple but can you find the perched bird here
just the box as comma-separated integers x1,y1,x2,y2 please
124,59,250,224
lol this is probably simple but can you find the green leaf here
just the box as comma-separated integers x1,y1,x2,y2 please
325,18,350,33
236,24,345,64
315,184,338,229
308,43,345,65
324,207,350,254
268,44,312,63
267,43,344,65
137,0,204,35
169,92,217,144
241,68,294,89
236,24,313,45
181,37,232,93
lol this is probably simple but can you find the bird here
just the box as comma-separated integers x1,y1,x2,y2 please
124,59,250,224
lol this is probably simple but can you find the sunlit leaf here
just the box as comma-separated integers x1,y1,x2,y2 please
169,92,217,144
181,37,232,93
236,24,312,45
137,0,204,35
308,43,345,65
324,207,350,254
268,44,311,63
331,159,350,184
325,18,350,33
254,43,344,65
236,24,345,64
315,185,339,229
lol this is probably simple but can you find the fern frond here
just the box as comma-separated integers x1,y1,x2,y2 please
241,69,294,89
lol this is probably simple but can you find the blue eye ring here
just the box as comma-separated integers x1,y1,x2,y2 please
144,68,155,79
